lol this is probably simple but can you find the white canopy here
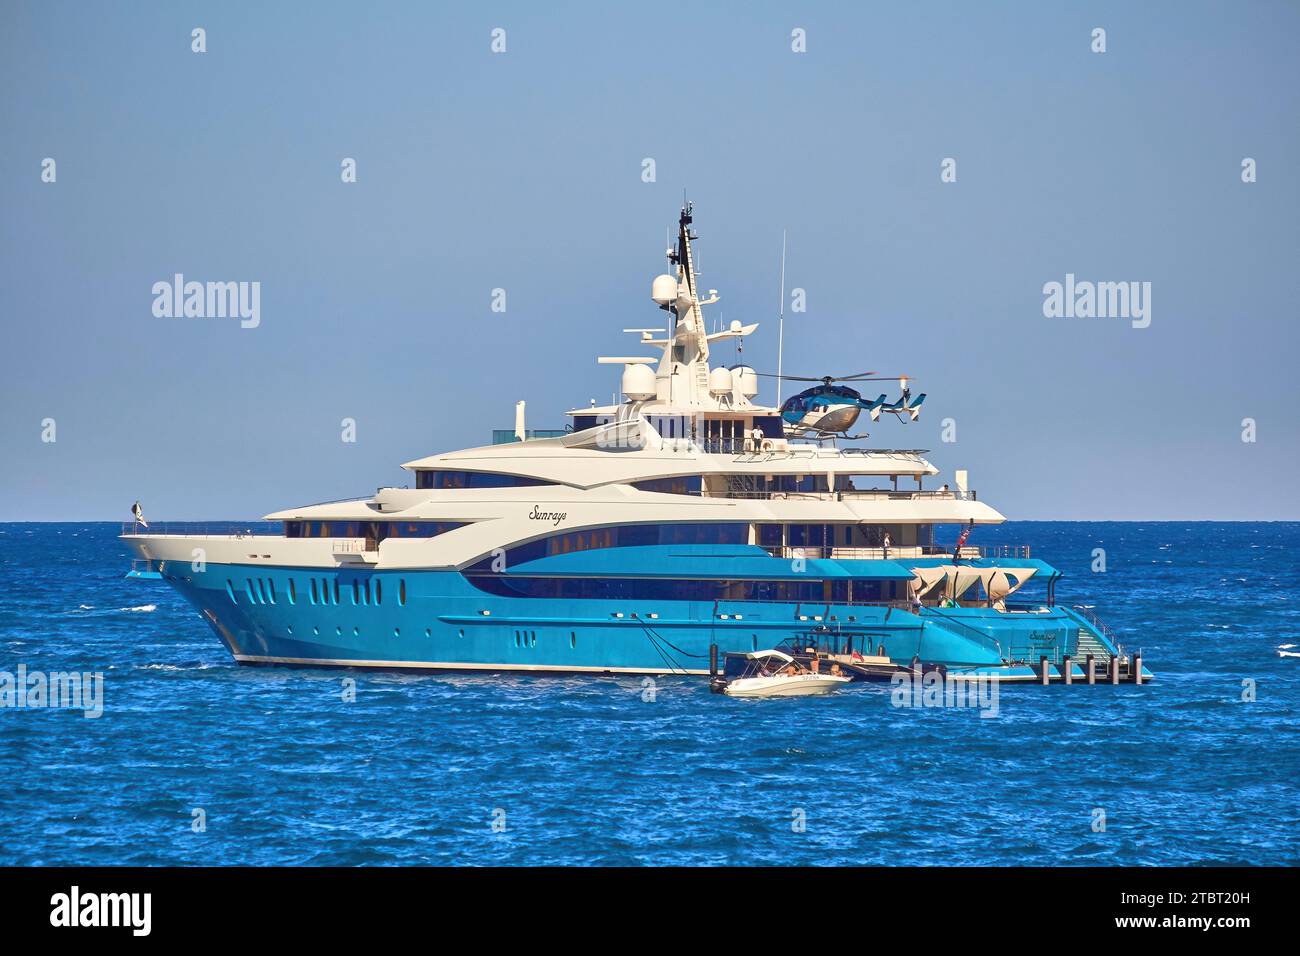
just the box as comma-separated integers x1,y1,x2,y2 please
910,566,1040,602
747,649,795,663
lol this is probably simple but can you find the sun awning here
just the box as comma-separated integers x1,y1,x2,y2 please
987,567,1039,601
909,565,1042,600
747,649,794,663
911,566,950,599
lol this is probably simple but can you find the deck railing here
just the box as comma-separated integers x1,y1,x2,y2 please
761,544,1029,561
120,521,278,538
333,537,379,554
1070,604,1120,645
703,488,978,502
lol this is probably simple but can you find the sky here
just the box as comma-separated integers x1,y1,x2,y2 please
2,0,1297,521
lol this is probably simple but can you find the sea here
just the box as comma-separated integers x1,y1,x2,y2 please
1,521,1296,866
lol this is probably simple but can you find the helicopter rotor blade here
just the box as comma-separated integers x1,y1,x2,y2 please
751,370,890,382
752,372,824,381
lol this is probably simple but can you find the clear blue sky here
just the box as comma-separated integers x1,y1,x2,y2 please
2,1,1297,520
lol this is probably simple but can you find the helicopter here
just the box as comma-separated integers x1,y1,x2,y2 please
756,371,926,437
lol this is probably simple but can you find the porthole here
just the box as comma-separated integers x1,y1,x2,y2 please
399,579,407,606
267,579,277,604
225,580,237,603
353,626,360,637
287,625,293,635
426,628,433,638
288,579,297,605
336,626,343,636
570,631,576,649
352,581,360,605
245,579,258,603
313,626,319,635
364,579,372,606
394,628,400,638
333,580,340,604
310,579,319,605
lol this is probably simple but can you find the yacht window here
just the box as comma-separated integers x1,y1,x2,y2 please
467,522,750,569
632,476,702,495
416,470,549,490
463,575,893,604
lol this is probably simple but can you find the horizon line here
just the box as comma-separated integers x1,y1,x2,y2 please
3,518,1299,525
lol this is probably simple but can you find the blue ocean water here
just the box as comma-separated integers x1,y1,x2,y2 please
0,521,1296,866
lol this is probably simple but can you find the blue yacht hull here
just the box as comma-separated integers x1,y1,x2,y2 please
151,561,1117,678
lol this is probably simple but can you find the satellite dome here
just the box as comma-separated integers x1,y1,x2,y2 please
731,365,759,398
622,363,656,401
651,275,677,306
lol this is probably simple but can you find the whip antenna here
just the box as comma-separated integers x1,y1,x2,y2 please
776,229,787,405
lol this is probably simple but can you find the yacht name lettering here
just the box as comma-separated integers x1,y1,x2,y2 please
529,506,567,525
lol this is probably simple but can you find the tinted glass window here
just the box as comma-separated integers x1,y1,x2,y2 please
416,470,550,490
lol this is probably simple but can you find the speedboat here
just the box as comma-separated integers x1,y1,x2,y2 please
714,650,851,698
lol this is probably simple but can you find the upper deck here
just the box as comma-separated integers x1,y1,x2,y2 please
403,421,939,486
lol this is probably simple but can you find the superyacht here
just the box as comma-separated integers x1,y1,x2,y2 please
124,203,1143,682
